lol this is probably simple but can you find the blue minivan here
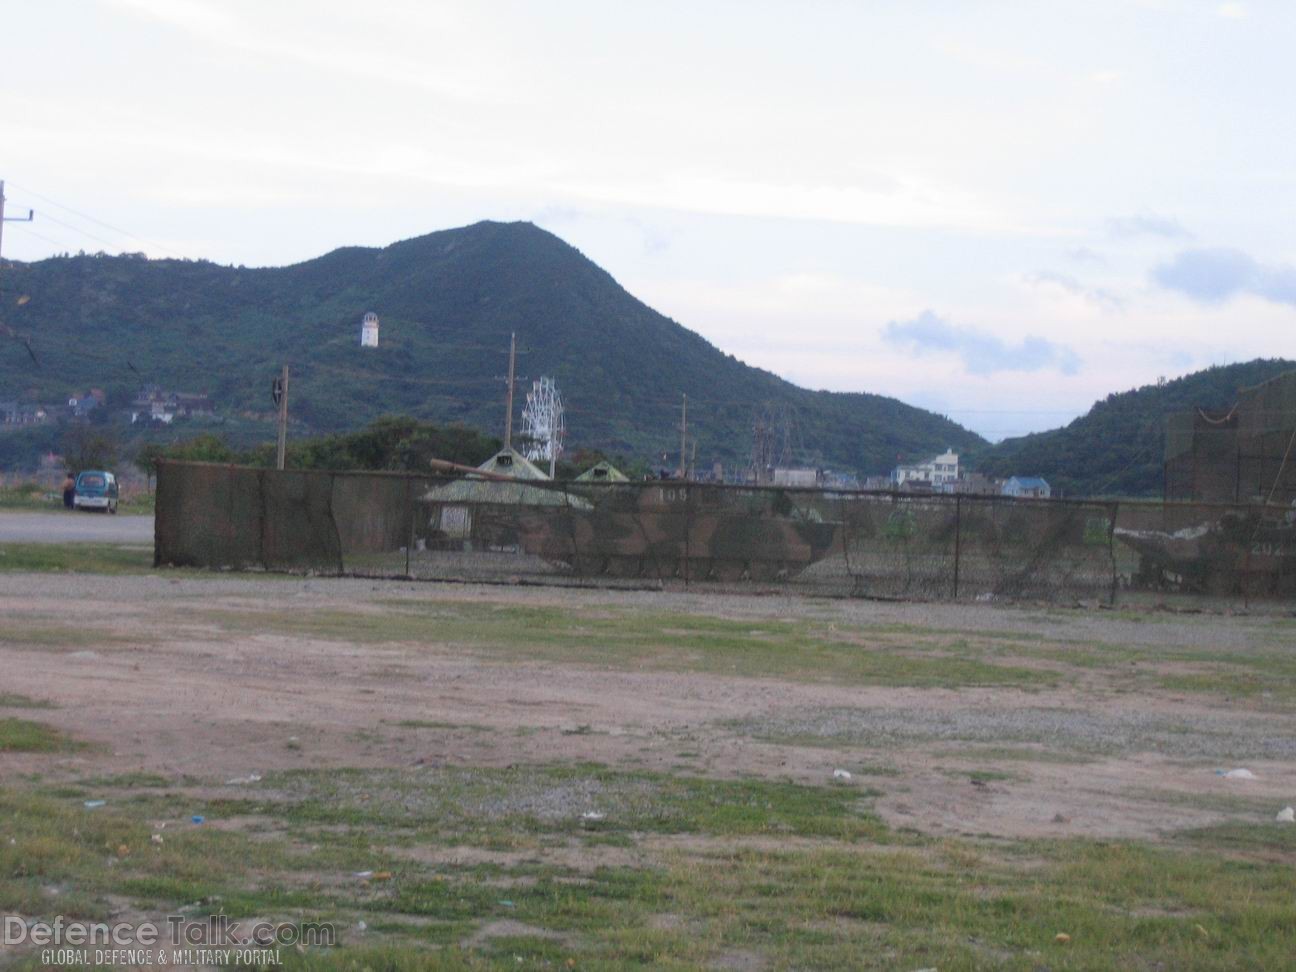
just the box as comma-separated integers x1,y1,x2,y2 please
73,470,119,514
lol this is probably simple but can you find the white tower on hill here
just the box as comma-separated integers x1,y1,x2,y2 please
360,311,379,348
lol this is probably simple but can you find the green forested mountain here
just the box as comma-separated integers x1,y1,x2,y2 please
0,221,981,473
969,359,1296,497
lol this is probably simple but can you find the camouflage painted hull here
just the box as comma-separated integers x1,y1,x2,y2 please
1115,507,1296,595
512,485,843,581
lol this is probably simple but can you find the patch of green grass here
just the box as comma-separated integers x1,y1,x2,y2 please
0,542,154,574
933,626,1296,708
0,488,153,514
0,718,80,753
1178,820,1296,855
0,788,359,924
658,839,1296,969
0,693,54,709
966,769,1023,784
198,836,1296,969
0,619,144,651
258,764,887,843
0,485,55,511
1160,669,1285,702
1131,784,1268,808
931,745,1097,764
76,771,194,790
197,602,1052,690
3,762,1296,970
120,494,156,515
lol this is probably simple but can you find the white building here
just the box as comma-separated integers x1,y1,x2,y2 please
892,449,959,488
360,311,379,348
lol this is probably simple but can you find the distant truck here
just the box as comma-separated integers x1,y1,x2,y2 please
73,470,119,514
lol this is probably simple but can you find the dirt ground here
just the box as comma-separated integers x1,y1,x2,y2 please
3,570,1293,847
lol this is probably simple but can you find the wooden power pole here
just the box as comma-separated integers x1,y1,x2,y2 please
275,365,290,470
678,393,688,479
0,181,35,297
504,332,516,451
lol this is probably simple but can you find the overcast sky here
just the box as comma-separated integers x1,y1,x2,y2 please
4,0,1294,440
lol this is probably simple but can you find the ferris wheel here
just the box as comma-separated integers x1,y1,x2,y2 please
521,376,565,474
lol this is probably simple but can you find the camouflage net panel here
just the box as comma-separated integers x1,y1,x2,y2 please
1114,500,1296,599
155,462,1296,605
836,494,959,600
958,497,1117,602
1164,372,1296,505
154,461,263,569
260,470,343,571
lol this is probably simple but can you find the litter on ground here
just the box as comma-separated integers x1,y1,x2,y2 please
1220,768,1257,780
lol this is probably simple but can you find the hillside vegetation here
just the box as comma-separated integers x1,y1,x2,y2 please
970,359,1296,497
0,222,981,474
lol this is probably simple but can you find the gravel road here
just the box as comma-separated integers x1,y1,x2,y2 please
731,705,1296,761
0,510,153,544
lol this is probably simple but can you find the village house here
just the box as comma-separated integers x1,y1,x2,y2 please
130,387,214,424
1002,476,1052,499
67,388,106,417
0,401,50,427
892,449,959,490
947,472,1002,496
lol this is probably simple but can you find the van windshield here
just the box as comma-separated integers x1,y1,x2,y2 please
77,474,106,488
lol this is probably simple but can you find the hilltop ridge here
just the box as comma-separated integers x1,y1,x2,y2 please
0,221,983,473
969,358,1296,496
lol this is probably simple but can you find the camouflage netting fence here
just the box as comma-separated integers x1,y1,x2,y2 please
155,460,1296,605
1165,370,1296,506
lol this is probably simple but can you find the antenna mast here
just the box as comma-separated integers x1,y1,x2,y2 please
521,377,566,477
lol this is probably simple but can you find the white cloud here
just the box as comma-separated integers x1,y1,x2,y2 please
105,0,231,32
2,0,1290,442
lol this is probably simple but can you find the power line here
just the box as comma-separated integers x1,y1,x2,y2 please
6,181,185,258
30,211,121,253
307,362,502,387
14,226,78,252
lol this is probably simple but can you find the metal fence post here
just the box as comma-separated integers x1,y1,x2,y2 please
255,467,268,570
953,494,962,600
328,472,345,576
1107,500,1119,607
405,475,413,579
683,483,691,588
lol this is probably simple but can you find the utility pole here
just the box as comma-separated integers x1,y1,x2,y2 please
0,181,35,298
275,365,290,470
504,332,516,451
678,393,688,480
